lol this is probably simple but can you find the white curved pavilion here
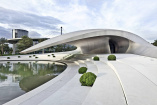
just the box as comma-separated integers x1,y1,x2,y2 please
21,29,157,58
3,29,157,105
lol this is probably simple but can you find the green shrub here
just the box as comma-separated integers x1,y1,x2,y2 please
80,72,97,86
7,62,10,64
18,56,20,58
29,56,31,58
52,54,54,55
53,55,55,57
33,55,36,57
93,56,99,61
78,67,87,74
108,55,116,60
48,55,50,57
7,57,10,59
35,57,38,59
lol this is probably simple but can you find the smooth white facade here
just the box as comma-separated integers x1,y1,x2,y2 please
21,29,157,58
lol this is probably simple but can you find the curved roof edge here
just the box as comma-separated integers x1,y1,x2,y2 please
21,29,153,54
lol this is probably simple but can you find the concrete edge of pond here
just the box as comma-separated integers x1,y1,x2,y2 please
2,54,157,105
3,60,77,105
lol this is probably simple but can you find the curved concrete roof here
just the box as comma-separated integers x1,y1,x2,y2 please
21,29,157,58
21,29,150,52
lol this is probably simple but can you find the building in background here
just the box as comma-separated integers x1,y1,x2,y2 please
12,29,29,39
8,29,48,54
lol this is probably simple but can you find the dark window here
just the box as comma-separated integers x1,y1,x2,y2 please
109,40,116,53
15,33,18,38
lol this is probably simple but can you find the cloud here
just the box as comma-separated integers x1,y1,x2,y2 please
0,0,157,42
0,26,11,39
0,7,62,30
29,31,42,38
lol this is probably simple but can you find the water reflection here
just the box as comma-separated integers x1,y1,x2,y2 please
0,61,66,92
0,74,7,82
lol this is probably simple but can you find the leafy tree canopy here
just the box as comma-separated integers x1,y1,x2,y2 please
152,40,157,46
17,36,33,52
0,44,13,54
0,37,7,55
38,38,48,43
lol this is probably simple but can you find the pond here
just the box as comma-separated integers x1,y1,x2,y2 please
0,61,66,105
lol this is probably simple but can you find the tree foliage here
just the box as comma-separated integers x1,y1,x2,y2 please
38,38,48,43
0,44,13,54
0,38,7,55
152,40,157,46
17,36,33,52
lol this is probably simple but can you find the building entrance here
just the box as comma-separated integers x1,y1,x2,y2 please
109,40,116,53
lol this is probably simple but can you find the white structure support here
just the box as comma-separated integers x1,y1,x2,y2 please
21,29,157,58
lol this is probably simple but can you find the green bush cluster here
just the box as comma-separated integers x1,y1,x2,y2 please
80,72,97,86
93,56,99,61
18,56,20,58
35,57,38,59
108,55,116,60
33,55,36,57
7,57,10,59
53,55,56,57
48,55,50,57
78,67,87,74
29,56,31,58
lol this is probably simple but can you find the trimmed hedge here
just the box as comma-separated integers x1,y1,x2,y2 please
29,56,32,58
33,55,36,57
53,55,56,57
93,56,99,61
108,55,116,60
78,67,87,74
48,55,50,57
7,57,10,59
80,72,97,86
18,56,20,58
35,57,38,59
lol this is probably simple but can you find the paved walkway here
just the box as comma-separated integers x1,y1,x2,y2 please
82,61,126,105
3,54,157,105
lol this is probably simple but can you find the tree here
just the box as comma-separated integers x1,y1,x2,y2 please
0,44,13,54
55,45,63,52
0,38,7,55
17,36,33,52
38,38,48,43
152,40,157,46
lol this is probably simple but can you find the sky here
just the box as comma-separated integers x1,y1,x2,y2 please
0,0,157,42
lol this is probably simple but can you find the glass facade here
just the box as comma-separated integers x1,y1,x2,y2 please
12,29,28,38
